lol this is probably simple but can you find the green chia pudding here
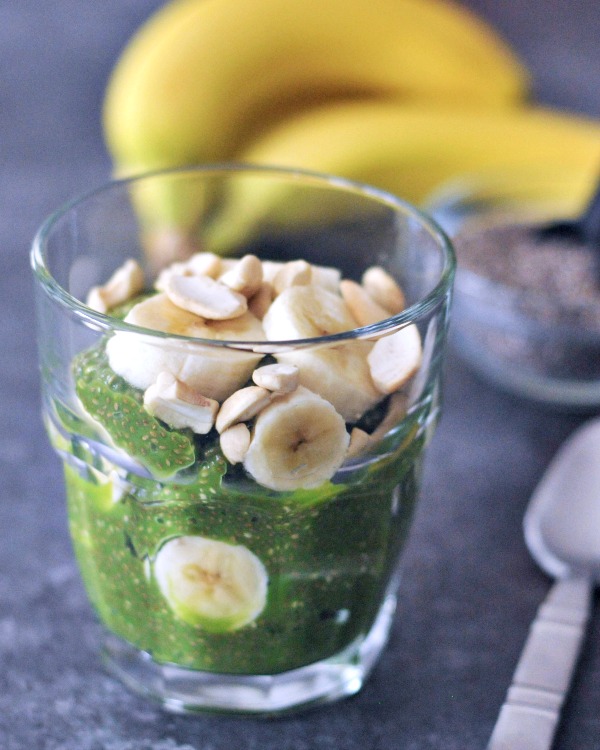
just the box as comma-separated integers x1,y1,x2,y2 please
49,254,432,675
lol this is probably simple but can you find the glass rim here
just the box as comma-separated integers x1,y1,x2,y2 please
31,163,456,351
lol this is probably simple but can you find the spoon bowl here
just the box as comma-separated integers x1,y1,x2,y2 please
488,417,600,750
525,417,600,580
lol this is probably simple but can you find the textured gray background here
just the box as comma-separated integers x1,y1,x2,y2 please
1,1,599,748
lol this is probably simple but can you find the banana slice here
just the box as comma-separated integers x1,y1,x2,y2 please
244,386,350,491
311,264,342,294
272,259,312,295
154,535,268,631
261,285,382,422
106,292,265,401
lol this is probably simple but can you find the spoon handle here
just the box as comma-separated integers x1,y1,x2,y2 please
487,577,592,750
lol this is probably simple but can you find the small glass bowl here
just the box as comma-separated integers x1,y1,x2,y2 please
426,168,600,409
31,164,455,716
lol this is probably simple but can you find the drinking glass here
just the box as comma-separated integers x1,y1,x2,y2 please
32,165,455,715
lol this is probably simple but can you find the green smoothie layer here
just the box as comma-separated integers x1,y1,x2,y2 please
52,341,428,674
73,345,197,479
63,425,423,673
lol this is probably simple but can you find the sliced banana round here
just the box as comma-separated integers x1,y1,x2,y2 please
261,285,382,422
243,386,350,491
272,259,312,295
154,535,268,632
311,264,342,294
106,292,265,402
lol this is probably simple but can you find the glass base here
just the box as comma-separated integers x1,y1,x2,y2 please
100,594,397,716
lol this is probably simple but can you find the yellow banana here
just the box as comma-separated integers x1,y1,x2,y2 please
104,0,529,179
203,102,600,253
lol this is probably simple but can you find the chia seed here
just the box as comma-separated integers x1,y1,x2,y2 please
451,215,600,388
454,218,600,330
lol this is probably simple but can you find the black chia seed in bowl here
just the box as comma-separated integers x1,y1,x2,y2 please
454,219,600,330
441,209,600,407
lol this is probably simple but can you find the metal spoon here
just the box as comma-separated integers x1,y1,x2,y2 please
487,417,600,750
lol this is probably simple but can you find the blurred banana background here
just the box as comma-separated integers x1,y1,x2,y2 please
102,0,600,256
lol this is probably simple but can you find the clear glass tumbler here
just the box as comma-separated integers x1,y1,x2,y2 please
32,165,455,715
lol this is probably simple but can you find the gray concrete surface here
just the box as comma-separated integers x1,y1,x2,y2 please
1,2,599,748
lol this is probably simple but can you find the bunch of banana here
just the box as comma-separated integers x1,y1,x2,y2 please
104,0,528,174
205,102,600,253
103,0,532,246
103,0,600,258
